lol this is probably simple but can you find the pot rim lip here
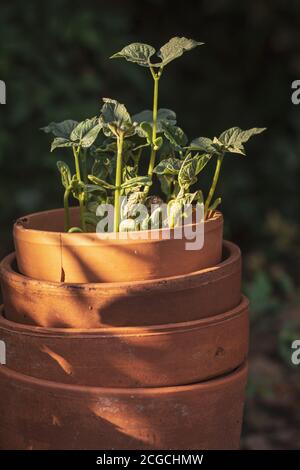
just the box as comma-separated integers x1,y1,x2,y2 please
0,361,248,395
13,207,223,241
1,240,240,292
0,296,248,336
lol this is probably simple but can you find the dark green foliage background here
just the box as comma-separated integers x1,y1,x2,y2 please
0,0,300,448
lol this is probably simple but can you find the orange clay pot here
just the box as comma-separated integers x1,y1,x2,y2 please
0,362,247,450
13,207,223,283
0,297,248,388
0,241,240,328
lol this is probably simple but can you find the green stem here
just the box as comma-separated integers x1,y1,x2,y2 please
63,188,71,232
114,132,124,232
73,145,86,230
204,154,224,218
73,146,82,181
81,149,88,184
79,194,86,232
147,67,162,179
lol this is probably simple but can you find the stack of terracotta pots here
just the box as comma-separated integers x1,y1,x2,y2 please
0,207,248,450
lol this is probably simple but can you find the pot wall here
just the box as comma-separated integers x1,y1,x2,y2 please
1,241,241,328
13,208,223,283
0,297,249,387
0,362,247,450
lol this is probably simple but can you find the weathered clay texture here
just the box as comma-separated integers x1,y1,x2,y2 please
0,297,248,387
13,207,223,283
1,241,240,328
0,362,247,450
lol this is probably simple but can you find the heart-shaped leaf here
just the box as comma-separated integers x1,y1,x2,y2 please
70,117,102,148
218,126,266,155
161,121,188,150
132,108,176,131
51,137,75,152
41,120,78,138
189,137,216,154
156,37,204,67
101,98,135,137
110,43,156,67
178,153,211,190
121,176,152,190
154,157,182,175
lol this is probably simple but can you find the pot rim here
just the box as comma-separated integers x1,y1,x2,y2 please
1,240,240,294
0,296,248,336
13,207,223,242
0,361,248,395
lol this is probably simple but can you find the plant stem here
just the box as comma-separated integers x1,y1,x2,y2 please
73,146,82,181
147,67,162,179
114,131,124,232
81,148,88,184
79,194,86,232
73,145,86,230
63,188,71,232
204,154,224,218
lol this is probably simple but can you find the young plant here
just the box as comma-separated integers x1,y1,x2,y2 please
111,37,204,183
42,37,266,234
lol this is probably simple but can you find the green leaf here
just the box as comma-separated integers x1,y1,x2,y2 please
70,117,102,148
138,121,153,143
189,137,216,154
110,43,156,67
101,98,131,125
155,37,204,67
51,137,75,152
57,161,72,189
121,176,152,190
158,174,173,199
132,108,176,132
178,153,212,189
41,120,78,138
161,122,188,150
88,175,116,190
154,157,182,175
85,184,107,194
218,126,266,155
100,98,135,137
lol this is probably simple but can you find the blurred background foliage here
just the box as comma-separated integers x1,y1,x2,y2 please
0,0,300,448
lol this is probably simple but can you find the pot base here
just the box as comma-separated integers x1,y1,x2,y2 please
0,362,247,450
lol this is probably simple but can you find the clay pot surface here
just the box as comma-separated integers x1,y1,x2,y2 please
0,362,247,450
1,241,241,328
13,207,223,283
0,296,248,387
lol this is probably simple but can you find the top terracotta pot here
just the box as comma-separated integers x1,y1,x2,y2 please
13,207,223,283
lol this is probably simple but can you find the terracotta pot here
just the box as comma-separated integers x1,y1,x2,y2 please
0,297,248,387
0,362,247,450
13,207,223,283
1,241,240,328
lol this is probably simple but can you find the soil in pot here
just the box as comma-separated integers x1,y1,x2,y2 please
13,207,223,283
